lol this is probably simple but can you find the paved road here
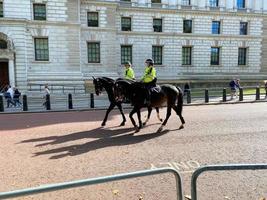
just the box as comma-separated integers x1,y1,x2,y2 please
0,103,267,200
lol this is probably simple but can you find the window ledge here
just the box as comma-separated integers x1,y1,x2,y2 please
210,65,222,67
32,60,50,63
182,65,192,67
155,65,164,67
87,63,102,65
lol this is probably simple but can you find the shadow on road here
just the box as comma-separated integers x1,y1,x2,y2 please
21,125,174,159
0,110,130,131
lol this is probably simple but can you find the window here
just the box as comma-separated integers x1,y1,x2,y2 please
181,0,191,6
33,4,46,21
182,47,192,65
209,0,219,7
121,45,132,64
153,19,162,32
183,20,192,33
238,48,247,65
34,38,49,61
210,47,220,65
152,46,163,65
0,40,7,49
237,0,245,9
151,0,161,3
88,12,99,27
240,22,248,35
0,2,3,18
87,42,100,63
212,21,220,34
121,17,131,31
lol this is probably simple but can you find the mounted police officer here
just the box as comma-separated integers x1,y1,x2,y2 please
141,58,157,106
124,61,135,80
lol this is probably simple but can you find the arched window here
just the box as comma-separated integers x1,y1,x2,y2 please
0,40,7,49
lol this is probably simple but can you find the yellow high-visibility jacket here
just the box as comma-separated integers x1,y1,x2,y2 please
142,66,156,83
124,67,135,80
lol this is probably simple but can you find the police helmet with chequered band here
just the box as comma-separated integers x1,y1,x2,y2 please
145,58,154,66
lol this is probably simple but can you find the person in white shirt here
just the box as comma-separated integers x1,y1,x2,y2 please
7,85,14,99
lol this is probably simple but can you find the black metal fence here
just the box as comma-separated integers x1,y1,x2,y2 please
0,86,266,113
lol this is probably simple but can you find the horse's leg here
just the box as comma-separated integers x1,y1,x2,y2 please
101,102,115,126
117,103,126,126
143,106,152,126
173,106,185,130
155,107,163,122
129,107,139,132
137,108,143,129
157,106,172,133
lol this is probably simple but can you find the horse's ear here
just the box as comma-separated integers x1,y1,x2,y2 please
92,76,95,80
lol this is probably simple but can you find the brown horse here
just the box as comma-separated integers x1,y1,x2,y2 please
114,80,185,132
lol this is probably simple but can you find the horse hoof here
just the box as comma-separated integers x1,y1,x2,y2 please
134,126,140,133
120,122,125,126
143,122,147,126
179,125,184,130
101,122,106,127
160,119,163,122
157,127,163,133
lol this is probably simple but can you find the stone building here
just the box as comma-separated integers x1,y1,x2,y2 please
0,0,267,92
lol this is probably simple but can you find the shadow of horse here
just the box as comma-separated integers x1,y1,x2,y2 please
21,124,174,159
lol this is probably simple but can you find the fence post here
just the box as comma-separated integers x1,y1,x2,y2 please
90,93,94,108
239,87,243,101
256,87,260,100
68,93,73,109
22,95,28,111
222,88,226,102
187,90,191,104
205,89,209,103
0,95,4,112
46,94,51,110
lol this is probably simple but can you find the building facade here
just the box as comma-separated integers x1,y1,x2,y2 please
0,0,267,92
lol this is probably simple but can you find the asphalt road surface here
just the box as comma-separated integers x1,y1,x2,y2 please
0,103,266,200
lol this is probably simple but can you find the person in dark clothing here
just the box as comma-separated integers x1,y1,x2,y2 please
184,83,190,96
13,88,22,107
265,81,267,99
229,78,240,100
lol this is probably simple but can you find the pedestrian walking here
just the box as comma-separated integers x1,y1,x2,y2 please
42,84,50,108
13,87,22,107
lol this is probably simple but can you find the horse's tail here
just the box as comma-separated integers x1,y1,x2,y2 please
176,86,183,115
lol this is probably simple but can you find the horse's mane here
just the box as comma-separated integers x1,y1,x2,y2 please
100,77,115,84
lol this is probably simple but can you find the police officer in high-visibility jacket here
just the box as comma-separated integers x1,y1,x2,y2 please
141,58,157,106
124,61,135,80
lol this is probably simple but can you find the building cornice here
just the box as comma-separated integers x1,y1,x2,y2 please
117,31,262,40
0,18,80,27
118,6,266,18
81,0,117,8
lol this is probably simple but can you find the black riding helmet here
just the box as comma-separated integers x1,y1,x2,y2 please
145,58,154,66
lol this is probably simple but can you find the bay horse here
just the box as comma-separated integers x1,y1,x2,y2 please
92,77,162,127
114,80,185,132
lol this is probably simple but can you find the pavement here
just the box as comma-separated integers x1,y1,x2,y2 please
0,103,267,200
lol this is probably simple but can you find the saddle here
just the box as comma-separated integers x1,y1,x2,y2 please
149,85,161,94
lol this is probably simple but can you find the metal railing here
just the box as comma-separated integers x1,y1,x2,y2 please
191,164,267,200
28,83,81,94
0,168,183,200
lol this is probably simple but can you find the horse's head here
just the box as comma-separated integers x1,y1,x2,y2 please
92,77,103,96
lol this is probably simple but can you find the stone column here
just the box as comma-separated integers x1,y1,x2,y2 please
8,58,15,87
